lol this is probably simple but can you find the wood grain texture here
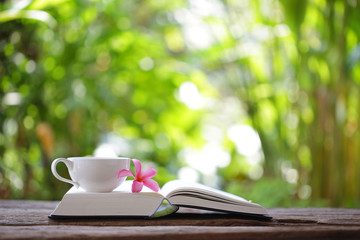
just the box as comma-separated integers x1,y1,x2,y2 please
0,200,359,239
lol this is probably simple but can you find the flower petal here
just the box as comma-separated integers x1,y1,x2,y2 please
143,179,160,192
132,159,142,178
132,180,143,193
117,169,134,178
142,166,157,179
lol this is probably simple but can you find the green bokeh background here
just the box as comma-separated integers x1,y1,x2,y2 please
1,0,359,207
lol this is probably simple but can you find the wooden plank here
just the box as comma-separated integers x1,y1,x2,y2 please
1,200,360,240
1,201,359,227
0,225,359,240
0,200,57,209
270,208,360,226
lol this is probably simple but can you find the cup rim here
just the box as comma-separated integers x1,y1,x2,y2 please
67,156,130,161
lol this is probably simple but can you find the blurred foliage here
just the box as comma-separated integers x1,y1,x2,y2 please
0,0,359,207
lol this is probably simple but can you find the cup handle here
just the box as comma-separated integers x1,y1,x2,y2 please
51,158,79,188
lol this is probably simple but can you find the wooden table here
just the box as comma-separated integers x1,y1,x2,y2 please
1,200,359,239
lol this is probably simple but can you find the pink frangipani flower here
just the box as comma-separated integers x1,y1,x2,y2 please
117,159,159,193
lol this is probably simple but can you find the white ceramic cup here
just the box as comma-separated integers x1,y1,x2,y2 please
51,157,131,192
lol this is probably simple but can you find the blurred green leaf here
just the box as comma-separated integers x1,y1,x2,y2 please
0,9,56,27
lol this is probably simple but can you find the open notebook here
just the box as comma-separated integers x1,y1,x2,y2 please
49,180,270,219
